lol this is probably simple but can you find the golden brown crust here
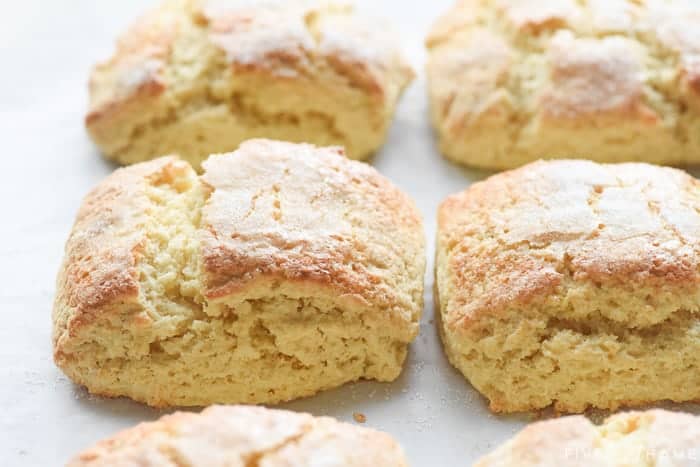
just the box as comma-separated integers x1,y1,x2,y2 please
68,405,408,466
198,0,412,96
52,157,191,349
200,140,423,314
427,0,700,168
438,159,700,329
86,2,181,124
475,409,700,467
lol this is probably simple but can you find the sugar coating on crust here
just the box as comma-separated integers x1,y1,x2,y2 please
68,405,408,466
53,139,424,407
87,0,414,166
476,409,700,466
436,159,700,413
426,0,700,169
200,140,423,313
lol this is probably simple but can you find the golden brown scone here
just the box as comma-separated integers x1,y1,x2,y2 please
87,0,414,168
436,159,700,413
426,0,700,169
53,139,425,407
475,409,700,467
67,405,409,466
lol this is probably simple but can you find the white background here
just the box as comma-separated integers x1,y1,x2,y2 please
2,1,698,466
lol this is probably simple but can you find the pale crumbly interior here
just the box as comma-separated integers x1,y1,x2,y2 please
476,410,700,467
88,0,412,168
437,261,700,413
57,159,411,407
426,0,700,169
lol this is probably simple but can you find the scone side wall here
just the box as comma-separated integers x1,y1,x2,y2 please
52,156,191,354
53,139,425,407
426,0,700,169
68,405,409,466
475,409,700,467
436,159,700,413
86,0,415,166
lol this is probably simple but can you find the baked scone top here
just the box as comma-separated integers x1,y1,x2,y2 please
199,140,424,307
68,405,408,466
427,0,700,133
476,410,700,466
54,140,424,345
87,0,414,125
438,160,700,330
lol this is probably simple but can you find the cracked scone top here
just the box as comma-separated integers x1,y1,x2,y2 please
53,139,425,407
475,409,700,466
427,0,700,169
67,405,409,466
436,159,700,413
87,0,414,167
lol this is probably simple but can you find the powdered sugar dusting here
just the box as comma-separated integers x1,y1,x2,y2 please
117,58,163,93
201,0,318,71
200,0,404,76
317,13,398,66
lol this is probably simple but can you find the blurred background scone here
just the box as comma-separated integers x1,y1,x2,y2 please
427,0,700,169
53,139,425,407
436,159,700,413
87,0,414,168
475,409,700,467
68,405,409,466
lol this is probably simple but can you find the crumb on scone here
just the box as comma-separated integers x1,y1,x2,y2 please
68,405,408,466
426,0,700,169
436,159,700,413
87,0,414,167
475,409,700,467
53,139,425,407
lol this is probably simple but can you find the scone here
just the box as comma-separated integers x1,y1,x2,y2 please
426,0,700,169
53,139,425,407
87,0,413,168
475,409,700,467
436,159,700,413
68,405,408,466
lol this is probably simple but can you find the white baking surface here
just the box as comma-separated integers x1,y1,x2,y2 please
3,1,700,466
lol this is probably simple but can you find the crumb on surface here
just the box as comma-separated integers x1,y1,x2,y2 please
353,412,366,423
